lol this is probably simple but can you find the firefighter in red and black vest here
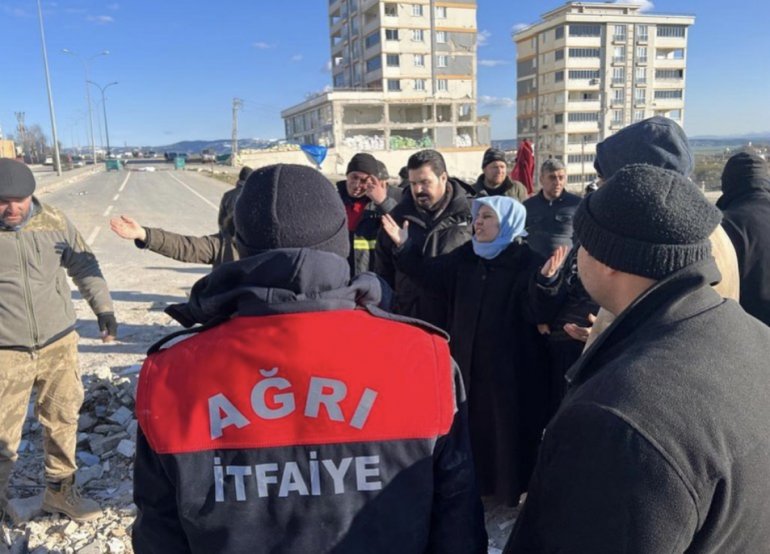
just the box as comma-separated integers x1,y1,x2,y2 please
132,164,487,554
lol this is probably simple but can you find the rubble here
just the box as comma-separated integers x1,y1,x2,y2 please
3,366,138,552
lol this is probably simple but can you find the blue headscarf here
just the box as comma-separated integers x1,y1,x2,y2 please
471,196,527,260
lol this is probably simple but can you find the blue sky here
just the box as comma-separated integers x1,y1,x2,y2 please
1,0,768,147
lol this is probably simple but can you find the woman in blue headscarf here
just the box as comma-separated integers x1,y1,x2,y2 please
382,196,549,507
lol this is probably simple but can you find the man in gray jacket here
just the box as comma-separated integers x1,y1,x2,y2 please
0,159,116,522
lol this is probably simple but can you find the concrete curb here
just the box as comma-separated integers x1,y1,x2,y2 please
35,166,104,196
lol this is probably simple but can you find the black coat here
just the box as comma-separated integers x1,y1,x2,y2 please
374,180,472,330
336,181,400,278
395,239,549,505
506,259,770,553
718,178,770,326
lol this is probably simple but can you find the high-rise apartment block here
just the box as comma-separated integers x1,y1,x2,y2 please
282,0,489,150
514,2,694,184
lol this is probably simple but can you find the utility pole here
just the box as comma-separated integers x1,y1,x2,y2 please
37,0,62,175
231,97,243,167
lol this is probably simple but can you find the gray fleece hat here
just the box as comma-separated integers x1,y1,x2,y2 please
594,116,693,179
0,159,36,198
574,164,721,279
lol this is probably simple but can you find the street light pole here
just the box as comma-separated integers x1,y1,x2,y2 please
36,0,62,176
63,49,109,165
88,81,118,158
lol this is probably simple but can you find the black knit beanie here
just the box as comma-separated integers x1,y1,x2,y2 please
0,159,36,198
238,166,253,182
482,148,507,169
234,164,350,259
574,164,721,279
594,116,693,179
376,160,389,181
346,153,379,176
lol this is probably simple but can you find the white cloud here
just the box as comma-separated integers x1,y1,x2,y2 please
613,0,654,12
1,4,28,17
479,59,510,67
322,60,332,73
87,14,114,24
477,29,491,47
511,23,529,34
253,42,275,50
291,54,303,62
479,95,515,108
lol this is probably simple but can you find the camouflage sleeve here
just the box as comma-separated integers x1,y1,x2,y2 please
61,215,114,316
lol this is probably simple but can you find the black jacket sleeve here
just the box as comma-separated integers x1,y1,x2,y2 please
505,403,698,554
374,228,397,289
428,362,488,554
391,239,460,299
132,429,192,554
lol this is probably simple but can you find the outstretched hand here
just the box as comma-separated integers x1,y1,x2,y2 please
541,245,570,278
365,177,388,205
382,214,409,247
564,313,597,343
110,215,147,242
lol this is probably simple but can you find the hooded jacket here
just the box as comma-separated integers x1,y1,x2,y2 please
471,175,528,204
336,180,400,278
717,152,770,325
132,248,486,554
374,179,472,330
0,198,113,349
506,259,770,553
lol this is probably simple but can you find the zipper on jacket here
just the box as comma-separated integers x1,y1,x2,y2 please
17,233,40,347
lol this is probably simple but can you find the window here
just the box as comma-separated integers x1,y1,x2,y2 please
569,70,600,80
436,6,447,18
569,48,601,58
412,4,423,16
333,73,346,87
655,69,684,80
555,48,564,61
657,25,686,38
568,112,599,122
384,3,397,16
569,23,601,37
612,109,624,124
365,56,382,73
633,110,645,122
554,113,564,124
414,54,425,67
568,173,596,184
365,32,380,49
613,88,624,104
436,79,448,91
667,109,682,120
554,70,564,82
387,79,401,91
656,48,685,60
437,54,448,68
436,31,447,43
612,67,625,84
350,17,359,35
568,153,595,164
386,54,400,67
412,29,424,41
613,25,627,41
385,29,399,41
634,87,646,103
613,46,625,63
636,24,648,41
351,39,360,58
636,46,648,63
414,79,426,91
635,67,647,84
654,89,683,99
555,25,564,39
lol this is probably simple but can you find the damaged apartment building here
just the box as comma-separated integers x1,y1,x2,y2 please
281,0,490,153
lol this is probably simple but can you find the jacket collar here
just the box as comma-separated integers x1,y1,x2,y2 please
716,178,770,210
474,175,514,196
397,178,470,228
165,248,390,327
566,258,724,388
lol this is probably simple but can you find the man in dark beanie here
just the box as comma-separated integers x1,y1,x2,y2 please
336,153,401,277
506,165,770,553
472,147,528,203
718,151,770,325
132,163,486,554
0,159,116,522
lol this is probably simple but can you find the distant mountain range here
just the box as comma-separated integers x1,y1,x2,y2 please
113,138,284,154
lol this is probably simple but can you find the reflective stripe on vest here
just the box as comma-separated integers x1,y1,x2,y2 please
353,238,377,250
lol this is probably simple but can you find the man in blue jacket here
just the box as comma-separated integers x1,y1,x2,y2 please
132,164,486,554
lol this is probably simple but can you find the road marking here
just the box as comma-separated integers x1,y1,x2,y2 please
86,226,101,246
103,205,114,217
113,194,119,201
167,172,218,211
118,173,131,192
